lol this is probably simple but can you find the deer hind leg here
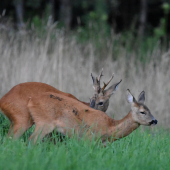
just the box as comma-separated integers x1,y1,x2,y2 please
29,123,55,144
13,119,34,139
1,105,33,139
7,117,34,139
7,123,14,137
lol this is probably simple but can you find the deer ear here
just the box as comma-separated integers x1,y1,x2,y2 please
104,79,122,97
138,91,145,104
126,89,135,104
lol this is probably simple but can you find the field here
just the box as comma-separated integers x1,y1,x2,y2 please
0,123,169,170
0,27,170,169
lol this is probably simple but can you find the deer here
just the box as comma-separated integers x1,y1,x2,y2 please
90,69,122,112
0,70,121,139
27,89,157,145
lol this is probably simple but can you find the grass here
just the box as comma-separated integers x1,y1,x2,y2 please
0,116,169,170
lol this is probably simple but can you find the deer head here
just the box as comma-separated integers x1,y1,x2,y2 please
90,69,122,112
126,89,157,126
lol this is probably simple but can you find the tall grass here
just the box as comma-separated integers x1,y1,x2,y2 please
0,26,170,128
0,127,169,170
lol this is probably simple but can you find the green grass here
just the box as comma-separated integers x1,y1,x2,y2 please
0,116,169,170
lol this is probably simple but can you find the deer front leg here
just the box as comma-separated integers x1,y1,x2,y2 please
29,123,55,144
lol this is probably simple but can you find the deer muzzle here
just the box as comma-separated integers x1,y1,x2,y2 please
149,119,158,125
90,100,95,108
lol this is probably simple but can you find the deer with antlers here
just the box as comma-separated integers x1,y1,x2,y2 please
90,69,121,112
0,70,121,139
27,89,157,145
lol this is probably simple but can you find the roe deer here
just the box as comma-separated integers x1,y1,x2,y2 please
0,71,121,139
27,89,157,145
90,69,122,112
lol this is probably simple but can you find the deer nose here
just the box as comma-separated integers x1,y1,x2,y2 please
154,120,158,124
90,100,95,108
150,119,158,125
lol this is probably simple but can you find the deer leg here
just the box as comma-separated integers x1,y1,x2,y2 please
10,118,34,139
7,123,14,137
29,123,55,144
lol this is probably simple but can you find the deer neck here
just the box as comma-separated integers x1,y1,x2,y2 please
107,111,139,142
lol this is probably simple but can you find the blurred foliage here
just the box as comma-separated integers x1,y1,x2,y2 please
154,2,170,38
26,0,42,9
0,0,169,35
0,0,170,63
74,0,110,41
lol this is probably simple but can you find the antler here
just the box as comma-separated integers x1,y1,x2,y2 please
91,68,104,93
97,68,103,83
101,73,114,92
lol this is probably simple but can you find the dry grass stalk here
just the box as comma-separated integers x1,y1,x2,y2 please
0,29,169,127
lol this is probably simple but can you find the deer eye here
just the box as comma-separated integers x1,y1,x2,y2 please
140,112,145,115
98,102,103,106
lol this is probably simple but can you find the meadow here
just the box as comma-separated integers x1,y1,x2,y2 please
0,121,169,170
0,25,170,169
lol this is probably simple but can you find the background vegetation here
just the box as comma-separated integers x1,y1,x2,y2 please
0,0,170,37
0,27,169,127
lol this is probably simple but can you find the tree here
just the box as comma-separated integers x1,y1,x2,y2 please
59,0,72,30
13,0,24,28
138,0,148,37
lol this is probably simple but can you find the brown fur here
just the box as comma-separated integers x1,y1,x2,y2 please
0,81,116,138
0,82,86,138
27,90,157,145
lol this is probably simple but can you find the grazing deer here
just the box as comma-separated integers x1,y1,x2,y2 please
0,70,121,139
27,89,157,145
